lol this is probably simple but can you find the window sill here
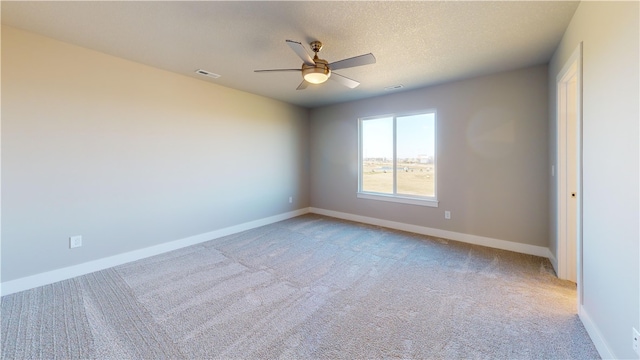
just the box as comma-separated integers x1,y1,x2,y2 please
357,192,439,207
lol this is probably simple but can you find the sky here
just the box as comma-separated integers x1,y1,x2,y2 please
361,113,435,159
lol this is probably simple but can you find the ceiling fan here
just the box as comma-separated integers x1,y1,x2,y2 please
254,40,376,90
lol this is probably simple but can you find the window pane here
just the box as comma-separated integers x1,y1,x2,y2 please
361,117,393,194
396,113,435,197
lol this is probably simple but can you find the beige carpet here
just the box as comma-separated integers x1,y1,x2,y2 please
1,214,599,359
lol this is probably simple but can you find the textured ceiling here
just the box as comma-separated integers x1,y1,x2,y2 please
1,1,579,108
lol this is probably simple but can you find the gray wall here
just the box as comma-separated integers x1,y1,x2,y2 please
1,26,310,282
549,2,639,358
310,65,549,247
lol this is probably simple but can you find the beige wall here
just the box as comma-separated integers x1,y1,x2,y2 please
1,26,310,282
549,2,639,358
309,65,549,247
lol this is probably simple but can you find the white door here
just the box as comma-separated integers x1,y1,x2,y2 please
557,44,582,287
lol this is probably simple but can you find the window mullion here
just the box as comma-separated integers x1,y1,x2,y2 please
357,119,363,193
392,116,397,195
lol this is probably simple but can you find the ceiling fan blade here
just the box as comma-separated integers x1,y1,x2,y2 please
296,81,309,90
254,69,301,73
286,40,315,66
330,73,360,89
329,53,376,71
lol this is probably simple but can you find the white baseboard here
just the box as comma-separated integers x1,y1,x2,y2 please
548,250,559,275
309,207,551,259
579,306,615,359
0,208,310,296
2,207,555,296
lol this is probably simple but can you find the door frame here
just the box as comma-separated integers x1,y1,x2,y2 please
556,43,583,302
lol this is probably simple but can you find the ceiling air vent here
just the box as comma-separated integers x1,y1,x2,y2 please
384,84,404,91
195,69,221,79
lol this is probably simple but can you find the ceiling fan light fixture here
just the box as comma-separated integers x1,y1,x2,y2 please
303,68,331,84
302,59,331,84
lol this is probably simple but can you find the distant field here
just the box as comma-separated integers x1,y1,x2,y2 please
362,161,435,196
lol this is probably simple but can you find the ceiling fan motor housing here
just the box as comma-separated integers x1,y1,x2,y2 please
302,58,331,84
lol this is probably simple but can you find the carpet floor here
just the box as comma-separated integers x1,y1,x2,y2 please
1,214,599,359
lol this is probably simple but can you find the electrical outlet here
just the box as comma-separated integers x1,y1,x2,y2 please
633,327,639,355
289,196,293,204
445,211,451,220
69,235,82,249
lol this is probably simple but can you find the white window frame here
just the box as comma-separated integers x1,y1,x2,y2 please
357,111,438,207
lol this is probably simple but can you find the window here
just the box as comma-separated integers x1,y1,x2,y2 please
358,111,437,207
